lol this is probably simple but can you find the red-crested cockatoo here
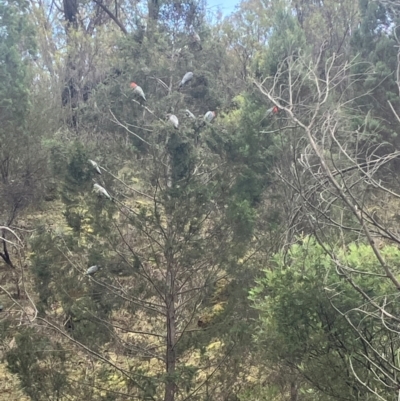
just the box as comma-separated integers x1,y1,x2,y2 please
266,106,280,115
204,111,216,123
130,82,146,102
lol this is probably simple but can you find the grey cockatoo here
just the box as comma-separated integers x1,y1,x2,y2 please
167,114,179,129
185,109,196,119
179,72,193,88
93,183,112,200
89,159,101,174
86,265,100,275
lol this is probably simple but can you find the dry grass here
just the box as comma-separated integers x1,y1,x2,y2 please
0,363,29,401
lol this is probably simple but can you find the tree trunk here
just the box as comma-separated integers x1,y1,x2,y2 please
164,264,176,401
290,381,298,401
62,0,80,128
148,0,160,22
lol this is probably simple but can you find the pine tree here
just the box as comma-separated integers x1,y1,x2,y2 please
25,2,276,400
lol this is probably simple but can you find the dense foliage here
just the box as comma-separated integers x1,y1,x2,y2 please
2,0,400,400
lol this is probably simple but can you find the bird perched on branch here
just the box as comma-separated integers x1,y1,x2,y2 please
89,159,101,174
130,82,146,102
204,111,216,123
179,72,193,89
86,265,100,275
185,109,196,119
167,114,179,129
191,30,202,50
93,183,112,200
266,106,280,115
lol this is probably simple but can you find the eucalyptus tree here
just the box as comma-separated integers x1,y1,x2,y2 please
0,0,50,302
251,2,400,399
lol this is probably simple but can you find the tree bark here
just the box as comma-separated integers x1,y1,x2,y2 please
0,229,14,269
63,0,78,28
148,0,160,22
164,294,176,401
290,381,298,401
164,248,176,401
91,0,127,35
164,256,176,401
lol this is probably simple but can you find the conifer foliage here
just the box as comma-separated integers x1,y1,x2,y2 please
7,0,400,400
11,0,274,400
